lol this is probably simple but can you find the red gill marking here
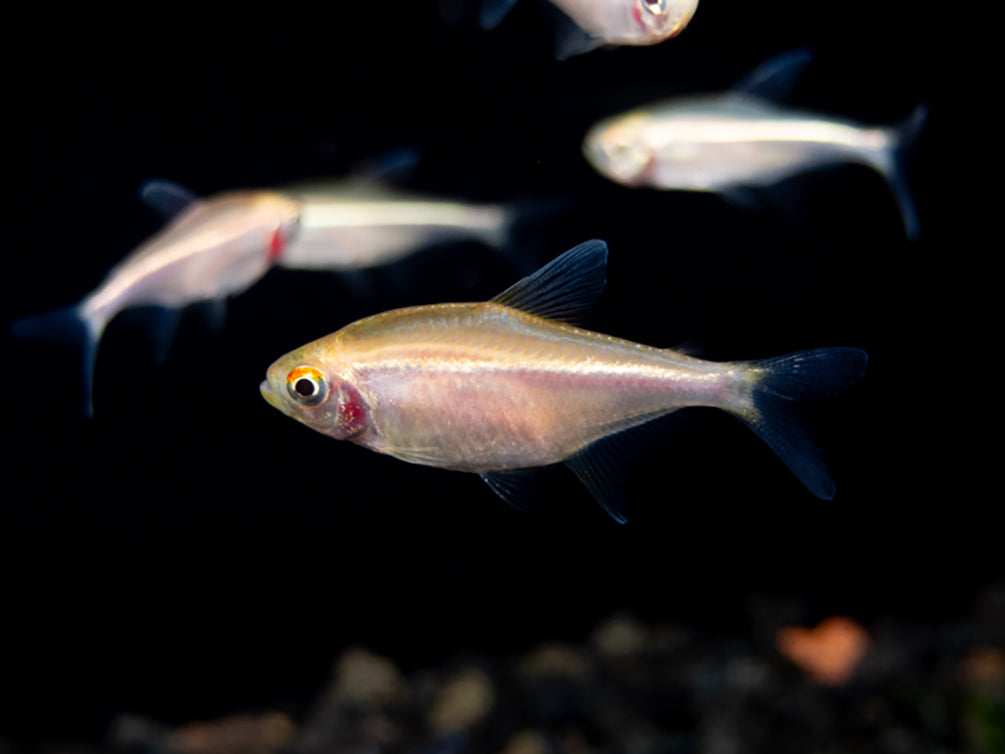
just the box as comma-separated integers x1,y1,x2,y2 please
631,3,644,29
336,381,369,438
268,227,286,262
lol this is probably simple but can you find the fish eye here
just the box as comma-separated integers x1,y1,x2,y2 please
604,134,639,162
286,366,328,406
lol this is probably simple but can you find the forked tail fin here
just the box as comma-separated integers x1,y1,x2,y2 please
13,305,104,417
880,104,928,241
736,347,868,499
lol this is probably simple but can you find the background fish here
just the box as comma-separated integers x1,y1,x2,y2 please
281,182,514,271
261,240,867,523
480,0,699,57
582,50,927,239
14,177,519,414
14,188,300,415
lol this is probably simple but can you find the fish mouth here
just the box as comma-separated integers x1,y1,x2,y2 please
260,380,281,410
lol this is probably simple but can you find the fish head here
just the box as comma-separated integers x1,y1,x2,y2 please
582,113,654,187
627,0,699,44
260,337,371,442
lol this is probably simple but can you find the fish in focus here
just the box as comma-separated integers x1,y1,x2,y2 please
582,50,927,239
260,240,867,522
15,177,516,415
480,0,698,58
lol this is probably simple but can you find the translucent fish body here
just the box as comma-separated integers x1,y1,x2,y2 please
15,176,514,414
15,190,299,414
263,300,750,472
281,187,512,271
582,51,926,238
261,241,867,521
480,0,698,55
585,96,900,192
82,191,300,330
550,0,698,47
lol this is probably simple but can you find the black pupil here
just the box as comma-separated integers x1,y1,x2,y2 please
295,378,316,397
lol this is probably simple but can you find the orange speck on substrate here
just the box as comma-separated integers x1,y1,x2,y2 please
776,616,869,686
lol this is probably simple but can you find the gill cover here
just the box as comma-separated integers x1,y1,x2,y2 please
285,366,369,439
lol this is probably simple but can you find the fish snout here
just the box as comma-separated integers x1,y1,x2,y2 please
260,379,281,410
582,122,652,187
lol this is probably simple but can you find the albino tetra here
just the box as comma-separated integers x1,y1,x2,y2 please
14,177,516,415
481,0,699,58
583,50,926,239
261,240,867,522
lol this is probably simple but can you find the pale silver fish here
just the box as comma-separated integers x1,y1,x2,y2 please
15,187,300,414
260,240,867,523
15,177,516,414
281,182,513,271
481,0,698,57
583,50,927,239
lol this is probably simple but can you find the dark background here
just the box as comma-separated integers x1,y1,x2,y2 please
3,1,973,742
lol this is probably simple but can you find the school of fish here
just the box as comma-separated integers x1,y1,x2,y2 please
14,22,914,517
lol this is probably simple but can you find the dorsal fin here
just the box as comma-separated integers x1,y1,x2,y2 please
479,0,520,28
139,179,200,220
352,147,421,185
732,49,813,101
491,239,607,325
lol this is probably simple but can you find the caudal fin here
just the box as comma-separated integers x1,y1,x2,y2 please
737,347,868,499
13,306,103,417
880,104,928,241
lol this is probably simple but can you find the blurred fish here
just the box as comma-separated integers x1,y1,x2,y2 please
281,182,514,271
481,0,698,58
15,186,300,415
15,176,518,415
261,240,867,522
582,50,927,239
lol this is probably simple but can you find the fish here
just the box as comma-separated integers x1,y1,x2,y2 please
14,185,301,415
280,182,514,271
260,240,867,523
14,176,517,415
480,0,698,58
582,50,927,239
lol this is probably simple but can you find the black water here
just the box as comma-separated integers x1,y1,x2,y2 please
3,2,973,741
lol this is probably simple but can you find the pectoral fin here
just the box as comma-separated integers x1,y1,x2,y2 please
480,470,544,517
565,440,631,524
